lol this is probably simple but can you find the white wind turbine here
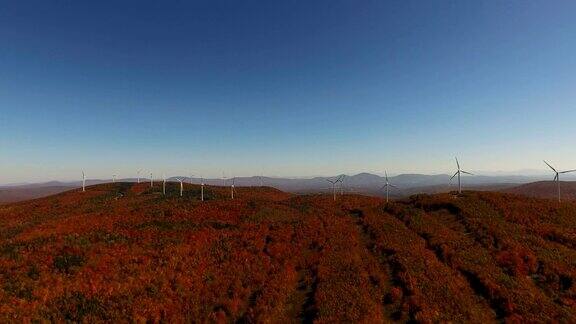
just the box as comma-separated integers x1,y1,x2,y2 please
451,157,473,194
162,174,166,195
230,177,236,200
82,171,86,192
137,170,141,184
201,177,205,201
150,172,154,187
544,160,576,202
112,174,116,183
175,178,185,197
381,171,398,203
326,175,344,201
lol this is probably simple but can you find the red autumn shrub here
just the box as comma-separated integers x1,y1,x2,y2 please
0,184,574,322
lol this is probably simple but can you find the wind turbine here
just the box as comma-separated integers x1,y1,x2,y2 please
326,175,344,201
137,170,141,184
175,178,185,197
544,160,576,202
259,175,264,187
381,171,398,203
230,177,236,200
201,177,205,201
222,172,227,187
82,171,86,192
339,175,346,196
162,174,166,195
451,157,473,194
150,172,153,187
112,174,116,183
189,173,194,184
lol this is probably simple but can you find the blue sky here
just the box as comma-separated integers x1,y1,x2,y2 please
1,1,575,183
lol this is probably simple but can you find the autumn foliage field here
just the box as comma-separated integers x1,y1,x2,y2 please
0,182,575,322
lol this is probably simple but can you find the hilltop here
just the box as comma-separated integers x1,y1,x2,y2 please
504,181,576,200
0,183,575,322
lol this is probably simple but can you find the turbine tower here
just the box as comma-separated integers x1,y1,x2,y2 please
82,171,86,192
150,172,153,188
326,175,344,201
162,174,166,195
544,160,576,202
451,157,473,194
137,170,141,184
339,175,346,196
230,177,236,200
381,171,398,203
201,177,205,202
175,178,185,197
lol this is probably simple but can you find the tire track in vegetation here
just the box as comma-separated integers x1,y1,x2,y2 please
282,237,320,324
386,198,576,322
430,194,576,307
477,193,576,251
296,266,318,324
305,202,387,323
347,205,498,323
348,208,410,321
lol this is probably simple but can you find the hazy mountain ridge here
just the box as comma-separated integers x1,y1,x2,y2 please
2,172,569,203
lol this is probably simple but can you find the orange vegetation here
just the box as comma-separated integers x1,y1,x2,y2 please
0,183,575,322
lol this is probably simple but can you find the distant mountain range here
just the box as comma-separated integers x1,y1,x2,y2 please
173,173,570,196
2,172,572,204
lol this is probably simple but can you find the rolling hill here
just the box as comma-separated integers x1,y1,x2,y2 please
0,186,75,204
0,183,575,322
504,181,576,200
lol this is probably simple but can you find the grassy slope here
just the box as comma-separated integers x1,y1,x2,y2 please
0,183,575,322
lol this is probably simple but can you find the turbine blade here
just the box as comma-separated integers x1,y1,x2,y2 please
461,170,474,175
390,184,399,189
450,171,459,180
455,157,460,169
385,171,388,182
543,160,557,172
559,169,576,174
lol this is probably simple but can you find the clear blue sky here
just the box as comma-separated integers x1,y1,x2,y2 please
1,1,575,183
